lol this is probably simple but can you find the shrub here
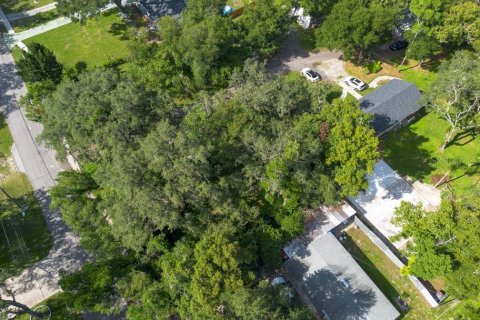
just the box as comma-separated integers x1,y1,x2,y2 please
363,60,382,74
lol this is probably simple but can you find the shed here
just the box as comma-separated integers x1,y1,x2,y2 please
284,232,400,320
360,79,422,137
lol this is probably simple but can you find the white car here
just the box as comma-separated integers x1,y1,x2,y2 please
344,76,367,90
301,68,321,82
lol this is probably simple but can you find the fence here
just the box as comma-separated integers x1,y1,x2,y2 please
354,216,440,308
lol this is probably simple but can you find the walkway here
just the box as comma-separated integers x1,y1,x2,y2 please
7,3,57,21
369,75,400,88
4,16,71,46
0,35,90,307
4,3,116,47
0,6,14,34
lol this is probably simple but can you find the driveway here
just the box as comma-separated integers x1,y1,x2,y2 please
267,31,347,81
0,35,89,307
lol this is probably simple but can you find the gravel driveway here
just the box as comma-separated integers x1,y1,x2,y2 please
267,30,347,81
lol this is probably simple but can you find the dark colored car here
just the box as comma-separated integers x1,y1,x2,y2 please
389,40,408,51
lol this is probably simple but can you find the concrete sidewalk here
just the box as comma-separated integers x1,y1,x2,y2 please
0,35,89,307
5,16,71,46
7,2,57,21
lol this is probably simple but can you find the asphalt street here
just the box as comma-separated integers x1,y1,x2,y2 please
0,34,89,307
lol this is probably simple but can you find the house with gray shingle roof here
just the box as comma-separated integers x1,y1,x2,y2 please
360,79,422,137
133,0,186,22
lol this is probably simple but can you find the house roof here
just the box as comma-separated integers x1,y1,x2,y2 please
284,232,400,320
360,79,422,136
137,0,186,21
347,160,441,248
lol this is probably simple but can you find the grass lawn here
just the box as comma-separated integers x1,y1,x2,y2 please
17,293,81,320
383,112,480,197
0,0,52,13
23,10,132,69
0,115,52,274
343,227,432,319
227,0,251,8
345,59,437,92
11,9,60,32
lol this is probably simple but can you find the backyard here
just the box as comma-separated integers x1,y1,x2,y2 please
0,115,52,273
342,227,432,320
383,112,480,197
15,10,132,69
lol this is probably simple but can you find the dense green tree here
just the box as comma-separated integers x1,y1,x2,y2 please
319,100,379,196
17,43,63,84
423,51,480,150
19,80,56,121
240,0,289,58
316,0,401,61
59,258,133,315
56,0,108,24
434,1,480,52
391,201,455,279
41,68,168,159
181,228,251,319
391,193,480,315
294,0,336,17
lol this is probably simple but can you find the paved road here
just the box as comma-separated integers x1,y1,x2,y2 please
7,3,57,21
0,5,14,34
0,35,89,307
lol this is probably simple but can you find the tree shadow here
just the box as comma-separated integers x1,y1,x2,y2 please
449,129,478,148
342,233,406,315
266,29,311,74
381,114,435,180
285,257,383,319
109,23,130,41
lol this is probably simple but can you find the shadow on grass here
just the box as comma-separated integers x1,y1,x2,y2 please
342,234,406,317
382,114,435,180
0,191,52,273
109,22,130,41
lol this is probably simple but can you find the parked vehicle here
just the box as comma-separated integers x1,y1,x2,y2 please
344,76,367,91
389,40,408,51
301,68,321,82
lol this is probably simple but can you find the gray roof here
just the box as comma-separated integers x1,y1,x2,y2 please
284,232,400,320
137,0,186,21
360,79,422,136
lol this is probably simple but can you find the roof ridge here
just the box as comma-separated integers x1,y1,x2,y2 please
361,80,415,113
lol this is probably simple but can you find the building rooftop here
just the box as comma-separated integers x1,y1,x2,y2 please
137,0,186,21
360,79,422,136
284,232,400,320
348,160,440,248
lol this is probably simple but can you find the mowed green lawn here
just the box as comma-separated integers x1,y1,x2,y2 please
0,0,52,13
343,228,432,319
23,10,132,69
0,115,52,273
383,112,480,197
